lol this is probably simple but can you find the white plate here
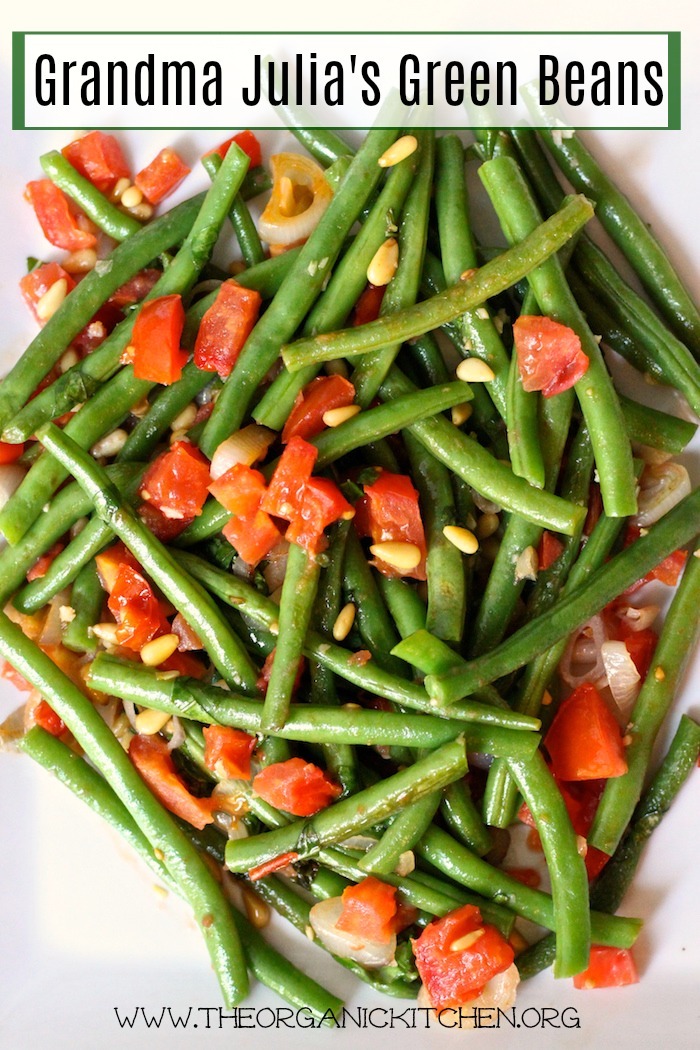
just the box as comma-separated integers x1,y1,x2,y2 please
0,121,698,1050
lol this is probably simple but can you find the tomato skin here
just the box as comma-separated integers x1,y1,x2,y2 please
134,148,191,205
545,682,628,781
281,375,356,443
335,876,399,943
62,131,130,192
33,699,66,737
25,180,96,251
256,649,306,697
412,904,515,1009
573,946,638,989
355,470,427,581
140,440,211,520
203,725,257,780
623,525,688,592
107,563,169,651
252,757,341,816
0,441,24,465
261,436,318,520
206,131,262,169
352,283,385,326
513,315,589,398
222,509,283,568
194,281,262,379
129,734,214,830
285,477,353,556
20,262,76,324
130,294,187,385
26,541,64,582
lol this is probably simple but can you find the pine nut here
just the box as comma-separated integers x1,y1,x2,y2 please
59,348,80,374
120,185,143,208
241,885,271,929
170,403,197,433
134,707,172,735
128,202,154,221
451,402,472,427
332,602,356,641
59,605,76,623
112,177,131,202
90,622,121,645
36,278,68,321
456,358,495,383
450,929,484,952
367,238,399,287
322,404,360,427
476,512,500,539
90,428,128,458
442,525,479,555
378,135,418,168
169,428,189,445
62,248,97,274
278,175,295,217
369,541,421,571
515,545,539,582
130,397,151,418
654,666,666,681
140,633,179,666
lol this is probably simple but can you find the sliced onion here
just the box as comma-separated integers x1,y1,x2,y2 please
417,963,520,1019
258,153,334,247
472,490,501,514
122,699,139,730
0,704,26,752
210,424,276,480
633,462,691,526
601,641,641,719
263,541,290,593
39,589,72,647
166,715,185,751
560,614,608,689
309,896,397,968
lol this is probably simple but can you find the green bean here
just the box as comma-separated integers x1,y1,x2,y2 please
62,561,104,653
202,151,265,267
285,126,355,167
619,394,697,455
117,362,212,464
261,543,321,733
376,576,427,639
38,423,261,693
426,487,700,704
506,353,545,488
40,149,142,240
225,739,468,874
342,527,406,676
201,128,400,455
440,781,493,856
590,552,700,855
359,792,441,876
240,165,273,201
0,613,248,1006
281,194,594,372
0,193,205,434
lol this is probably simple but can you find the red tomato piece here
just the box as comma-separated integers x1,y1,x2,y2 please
622,525,688,592
335,877,399,943
209,463,267,517
26,541,64,582
206,130,262,169
352,283,385,326
95,540,141,593
285,477,354,555
171,612,203,652
108,269,161,309
25,180,96,251
0,441,24,465
544,683,628,781
573,946,638,990
137,500,193,542
1,661,34,693
282,375,356,443
412,904,515,1009
194,281,262,379
71,303,124,356
261,436,318,521
354,470,427,581
585,846,611,882
513,315,589,398
252,757,341,816
107,564,169,651
256,649,306,697
20,262,76,324
222,509,283,568
140,440,211,520
159,650,208,680
248,851,300,881
134,148,191,205
538,531,564,572
502,867,541,889
203,725,257,780
130,294,187,385
623,628,658,680
129,734,214,830
33,699,66,737
62,131,130,192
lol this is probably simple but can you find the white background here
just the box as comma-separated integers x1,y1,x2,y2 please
0,2,699,1049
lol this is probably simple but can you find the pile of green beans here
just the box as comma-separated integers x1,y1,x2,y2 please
0,123,698,1023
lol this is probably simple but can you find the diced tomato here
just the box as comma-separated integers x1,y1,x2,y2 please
20,262,76,324
0,441,24,464
335,876,399,943
138,500,193,542
193,280,261,379
544,682,628,781
623,525,688,592
222,509,283,568
130,294,187,385
26,541,64,582
62,131,130,192
107,563,169,651
171,612,203,652
252,757,341,816
209,463,267,517
248,851,300,881
502,867,541,889
513,315,589,398
573,946,639,990
256,649,306,697
393,900,419,933
285,477,354,555
585,846,611,881
140,440,211,520
129,734,214,829
412,904,515,1009
623,628,658,680
95,540,141,593
354,470,427,581
160,650,208,679
33,699,66,737
108,269,161,309
72,303,124,355
261,436,318,521
352,283,385,326
281,375,356,443
25,180,96,251
206,130,262,169
134,148,190,205
538,531,564,572
203,725,257,780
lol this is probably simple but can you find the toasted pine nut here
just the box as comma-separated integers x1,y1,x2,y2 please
62,248,97,274
90,622,121,645
378,135,418,168
451,402,472,427
322,404,361,427
140,633,179,667
367,238,399,287
171,403,197,433
134,707,172,735
120,185,143,208
90,428,128,458
278,175,296,217
370,541,421,571
128,202,154,222
332,602,356,641
443,525,479,555
476,512,500,539
112,177,131,202
169,428,189,445
36,278,68,321
576,835,588,858
456,358,496,383
59,348,80,374
241,885,271,929
515,545,539,582
450,929,484,952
